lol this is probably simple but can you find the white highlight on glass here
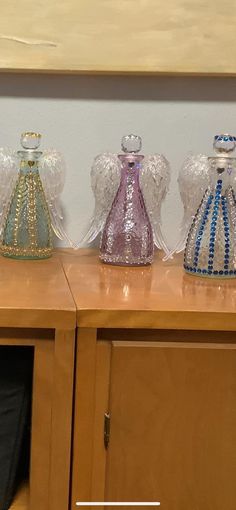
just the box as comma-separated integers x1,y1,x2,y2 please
76,503,160,507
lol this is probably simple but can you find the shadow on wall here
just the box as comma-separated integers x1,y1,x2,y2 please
0,74,235,102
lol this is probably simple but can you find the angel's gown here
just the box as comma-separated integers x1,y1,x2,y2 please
0,153,52,259
184,156,236,277
100,153,154,266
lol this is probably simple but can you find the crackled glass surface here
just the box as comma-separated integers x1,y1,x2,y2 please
100,147,154,266
1,133,52,259
184,134,236,278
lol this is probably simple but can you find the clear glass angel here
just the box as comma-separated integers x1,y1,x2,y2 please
0,131,74,259
170,134,236,278
79,134,170,266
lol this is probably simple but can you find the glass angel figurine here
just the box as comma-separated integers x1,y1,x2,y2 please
0,131,74,259
79,134,170,266
171,134,236,278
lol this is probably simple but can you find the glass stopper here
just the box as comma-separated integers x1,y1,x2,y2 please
213,134,236,154
21,132,42,150
121,134,142,153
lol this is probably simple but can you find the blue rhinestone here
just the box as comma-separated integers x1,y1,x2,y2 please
197,269,201,273
210,238,215,243
193,262,197,267
202,269,207,274
225,228,229,233
225,243,229,248
224,265,229,269
225,249,229,254
213,270,218,275
223,137,228,142
219,270,224,275
224,221,228,226
208,270,213,275
189,267,193,272
224,271,229,275
218,179,223,184
209,248,214,253
208,265,213,270
210,195,214,199
193,268,196,273
196,241,201,247
209,253,214,258
210,243,214,247
229,270,234,275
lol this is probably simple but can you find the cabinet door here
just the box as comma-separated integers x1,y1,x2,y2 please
105,341,236,510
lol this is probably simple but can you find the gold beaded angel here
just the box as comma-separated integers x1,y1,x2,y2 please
0,132,75,259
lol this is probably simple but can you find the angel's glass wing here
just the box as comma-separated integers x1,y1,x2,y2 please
140,154,170,256
166,154,210,259
78,153,121,246
39,149,75,247
0,148,18,236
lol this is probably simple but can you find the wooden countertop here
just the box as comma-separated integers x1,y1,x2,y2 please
60,249,236,330
0,253,75,329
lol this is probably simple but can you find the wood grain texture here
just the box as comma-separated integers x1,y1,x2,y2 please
106,341,236,509
61,249,236,330
30,339,54,510
10,482,29,510
0,254,75,328
49,330,75,510
71,328,98,506
0,0,235,75
91,341,111,502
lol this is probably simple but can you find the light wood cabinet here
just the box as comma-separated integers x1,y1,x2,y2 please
61,249,236,509
104,336,236,509
0,254,76,510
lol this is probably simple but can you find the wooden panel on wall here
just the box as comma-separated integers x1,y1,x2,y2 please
106,341,236,510
0,1,235,75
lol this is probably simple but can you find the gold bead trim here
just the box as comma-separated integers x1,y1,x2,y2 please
21,132,42,138
0,244,52,258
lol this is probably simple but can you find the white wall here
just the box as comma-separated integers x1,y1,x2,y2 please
0,74,235,249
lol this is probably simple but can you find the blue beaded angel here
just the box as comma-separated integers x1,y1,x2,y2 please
170,134,236,278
